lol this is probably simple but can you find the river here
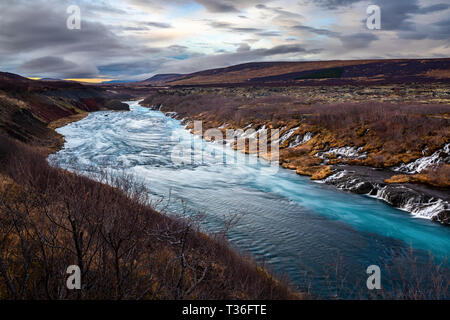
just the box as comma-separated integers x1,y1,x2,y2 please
49,101,449,298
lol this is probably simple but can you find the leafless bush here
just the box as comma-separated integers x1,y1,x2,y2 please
143,89,450,161
298,250,449,300
419,164,450,187
0,134,296,300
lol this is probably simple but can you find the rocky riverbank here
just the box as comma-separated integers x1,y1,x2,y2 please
319,165,449,224
141,97,450,225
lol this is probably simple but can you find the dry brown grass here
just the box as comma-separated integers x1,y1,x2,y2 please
169,60,378,85
386,164,450,188
0,134,299,300
424,69,450,79
142,87,450,180
47,113,89,130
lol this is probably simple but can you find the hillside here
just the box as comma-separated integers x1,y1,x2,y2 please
0,72,129,153
139,58,450,86
141,74,183,86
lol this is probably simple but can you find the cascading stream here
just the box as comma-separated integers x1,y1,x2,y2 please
49,101,450,298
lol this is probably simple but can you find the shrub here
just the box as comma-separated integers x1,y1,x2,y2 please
0,135,297,300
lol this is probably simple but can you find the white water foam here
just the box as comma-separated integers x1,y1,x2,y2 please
316,146,367,160
289,132,313,148
394,143,450,174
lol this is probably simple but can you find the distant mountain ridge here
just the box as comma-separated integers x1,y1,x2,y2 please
102,79,137,84
138,58,450,87
141,73,183,85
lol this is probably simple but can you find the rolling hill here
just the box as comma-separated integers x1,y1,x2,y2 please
139,58,450,87
0,72,129,152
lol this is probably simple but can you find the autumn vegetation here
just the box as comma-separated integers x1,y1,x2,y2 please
142,85,450,185
386,164,450,188
0,134,297,300
0,74,298,300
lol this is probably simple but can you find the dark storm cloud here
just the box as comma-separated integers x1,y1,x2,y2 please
206,21,263,33
85,3,128,15
21,56,76,71
339,33,379,49
207,21,233,29
434,18,450,30
255,3,303,19
127,0,268,13
311,0,450,31
207,20,284,37
19,56,98,78
123,21,171,31
397,18,450,41
292,24,378,49
0,3,124,55
98,59,168,76
257,31,283,37
292,25,340,37
237,43,251,52
233,27,265,33
195,0,270,13
430,18,450,42
222,43,319,57
146,21,172,28
98,44,190,78
195,0,238,12
299,0,450,45
418,3,450,14
0,0,448,80
303,0,358,10
311,0,449,12
159,44,323,74
0,1,163,78
262,44,319,55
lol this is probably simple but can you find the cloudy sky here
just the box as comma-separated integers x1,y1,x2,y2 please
0,0,449,81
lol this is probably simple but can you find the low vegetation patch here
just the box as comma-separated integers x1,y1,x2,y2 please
296,67,344,80
386,164,450,188
0,135,298,300
142,86,450,186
